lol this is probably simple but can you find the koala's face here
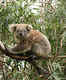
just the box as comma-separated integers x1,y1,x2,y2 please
9,24,33,40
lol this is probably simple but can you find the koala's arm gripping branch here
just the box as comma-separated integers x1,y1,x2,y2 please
0,41,37,60
5,42,32,55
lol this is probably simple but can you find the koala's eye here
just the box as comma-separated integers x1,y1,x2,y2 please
16,30,20,32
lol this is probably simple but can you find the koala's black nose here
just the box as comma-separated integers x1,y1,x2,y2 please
19,32,22,36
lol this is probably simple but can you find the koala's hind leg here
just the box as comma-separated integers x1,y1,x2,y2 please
32,43,48,57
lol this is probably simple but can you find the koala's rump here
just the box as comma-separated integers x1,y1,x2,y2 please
29,30,51,57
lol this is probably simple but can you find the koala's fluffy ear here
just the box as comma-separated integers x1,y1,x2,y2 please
9,24,16,33
26,25,33,31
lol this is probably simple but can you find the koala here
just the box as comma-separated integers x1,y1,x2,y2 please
8,24,51,57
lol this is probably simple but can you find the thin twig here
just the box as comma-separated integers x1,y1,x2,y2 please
48,55,66,59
